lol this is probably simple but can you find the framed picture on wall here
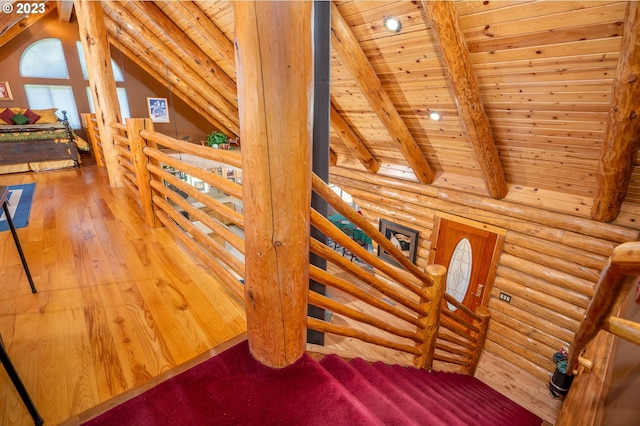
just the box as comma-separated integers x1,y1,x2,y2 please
147,97,169,123
0,81,13,101
377,219,419,267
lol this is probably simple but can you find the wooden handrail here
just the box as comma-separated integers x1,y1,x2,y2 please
567,241,640,373
312,174,434,287
307,317,422,356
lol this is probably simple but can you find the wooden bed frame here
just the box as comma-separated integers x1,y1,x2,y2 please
0,111,80,168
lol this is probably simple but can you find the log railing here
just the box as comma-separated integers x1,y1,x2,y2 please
308,174,491,371
81,113,104,167
556,241,640,426
567,241,640,371
114,117,492,373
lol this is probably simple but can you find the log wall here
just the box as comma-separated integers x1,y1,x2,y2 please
329,165,640,400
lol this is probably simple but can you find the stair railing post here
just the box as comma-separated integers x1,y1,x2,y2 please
127,118,161,228
415,264,446,369
234,1,314,368
464,306,491,376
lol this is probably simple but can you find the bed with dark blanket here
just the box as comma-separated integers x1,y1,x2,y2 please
0,108,90,174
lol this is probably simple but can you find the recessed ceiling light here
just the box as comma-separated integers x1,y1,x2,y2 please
429,111,442,121
383,15,402,33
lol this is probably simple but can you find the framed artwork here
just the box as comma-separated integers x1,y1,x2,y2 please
377,219,419,267
0,81,13,101
147,97,169,123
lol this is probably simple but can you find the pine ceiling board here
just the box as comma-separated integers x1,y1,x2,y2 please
156,2,234,79
457,0,621,28
497,147,601,167
502,165,596,187
480,91,610,104
493,135,603,150
490,118,607,133
380,76,449,88
470,37,622,64
336,0,422,24
195,0,234,38
483,100,609,114
473,54,620,76
486,110,608,124
467,22,623,53
454,0,536,17
501,156,600,176
481,80,615,94
459,2,625,40
494,137,603,152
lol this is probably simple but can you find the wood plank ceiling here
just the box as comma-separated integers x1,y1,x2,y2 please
2,0,639,225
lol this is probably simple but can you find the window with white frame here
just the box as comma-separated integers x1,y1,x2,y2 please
24,84,81,129
20,38,81,128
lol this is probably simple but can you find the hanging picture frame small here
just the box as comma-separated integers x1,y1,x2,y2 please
377,219,419,267
0,81,13,101
147,97,169,123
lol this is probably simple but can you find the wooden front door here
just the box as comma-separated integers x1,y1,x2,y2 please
431,217,502,316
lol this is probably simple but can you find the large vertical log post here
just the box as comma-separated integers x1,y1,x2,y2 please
234,1,314,367
74,0,122,187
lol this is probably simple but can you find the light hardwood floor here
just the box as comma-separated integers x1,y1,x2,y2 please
0,162,247,425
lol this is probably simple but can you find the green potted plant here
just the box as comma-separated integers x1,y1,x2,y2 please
549,348,574,399
207,131,228,148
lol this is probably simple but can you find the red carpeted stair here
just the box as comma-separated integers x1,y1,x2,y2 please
84,340,542,425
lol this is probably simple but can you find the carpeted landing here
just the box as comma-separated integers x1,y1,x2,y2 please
83,340,542,425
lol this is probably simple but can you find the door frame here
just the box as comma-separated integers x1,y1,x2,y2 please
429,213,506,312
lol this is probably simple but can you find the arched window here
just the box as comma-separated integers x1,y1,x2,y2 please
20,38,69,78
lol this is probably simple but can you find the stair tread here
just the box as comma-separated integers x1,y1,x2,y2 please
320,354,420,426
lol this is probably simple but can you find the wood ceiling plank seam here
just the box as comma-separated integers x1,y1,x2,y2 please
491,120,607,131
482,92,611,103
454,0,539,18
476,67,619,83
457,0,623,29
460,3,626,43
331,1,435,184
423,0,508,198
472,53,620,72
470,38,622,64
483,102,609,113
467,22,624,53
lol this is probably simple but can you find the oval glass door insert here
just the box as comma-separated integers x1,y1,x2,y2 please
446,238,472,310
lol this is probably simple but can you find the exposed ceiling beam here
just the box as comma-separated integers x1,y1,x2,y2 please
106,32,230,136
329,2,435,184
330,102,380,173
57,0,73,23
423,0,507,199
104,2,239,135
131,1,237,106
592,2,640,223
0,2,55,47
165,0,235,68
